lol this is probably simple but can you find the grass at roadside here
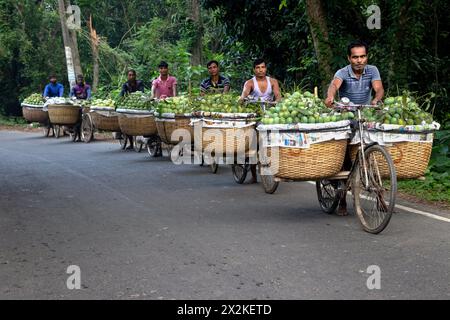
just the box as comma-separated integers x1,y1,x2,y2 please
398,178,450,206
0,115,29,127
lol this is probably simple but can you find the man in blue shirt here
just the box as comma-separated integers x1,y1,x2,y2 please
43,75,64,99
325,40,384,107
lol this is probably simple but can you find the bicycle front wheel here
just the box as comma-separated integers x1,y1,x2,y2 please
352,144,397,234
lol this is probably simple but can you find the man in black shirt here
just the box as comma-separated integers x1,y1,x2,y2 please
120,69,145,96
119,69,145,149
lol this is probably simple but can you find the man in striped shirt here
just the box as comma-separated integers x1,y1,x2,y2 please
325,40,384,107
200,60,230,95
325,40,385,216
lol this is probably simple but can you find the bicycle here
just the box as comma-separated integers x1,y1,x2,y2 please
316,100,397,234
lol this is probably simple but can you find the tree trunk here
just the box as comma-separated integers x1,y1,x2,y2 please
189,0,203,66
88,15,100,92
305,0,334,93
58,0,82,87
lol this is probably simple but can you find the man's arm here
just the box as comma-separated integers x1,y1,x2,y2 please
59,85,64,97
372,80,384,105
239,80,253,102
200,80,207,96
119,83,127,97
271,78,282,102
86,86,92,100
325,78,343,107
172,84,177,97
223,78,231,94
150,83,157,99
43,85,49,98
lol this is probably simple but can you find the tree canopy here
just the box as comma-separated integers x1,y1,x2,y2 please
0,0,448,123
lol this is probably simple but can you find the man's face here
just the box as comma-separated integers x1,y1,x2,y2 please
159,66,168,76
128,72,136,82
77,77,84,85
208,63,219,77
348,46,368,72
254,63,267,77
50,77,57,84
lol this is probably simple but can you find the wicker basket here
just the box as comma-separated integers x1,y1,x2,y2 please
200,124,257,155
156,116,194,145
264,140,348,181
22,106,48,124
350,141,433,179
118,113,157,136
91,111,120,132
47,104,81,125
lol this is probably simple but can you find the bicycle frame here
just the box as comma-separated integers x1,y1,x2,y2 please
332,102,383,189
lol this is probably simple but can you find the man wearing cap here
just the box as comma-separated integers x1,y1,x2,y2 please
151,61,177,99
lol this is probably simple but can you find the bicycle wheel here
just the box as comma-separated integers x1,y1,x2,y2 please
81,113,94,143
258,163,279,194
133,136,144,153
43,123,51,137
69,126,78,142
316,180,343,214
53,125,61,139
232,164,248,184
352,144,397,234
210,162,219,174
119,134,128,150
147,136,162,157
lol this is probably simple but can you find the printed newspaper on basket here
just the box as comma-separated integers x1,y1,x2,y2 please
257,121,352,181
156,113,195,145
350,122,440,179
90,106,121,132
191,112,258,158
116,108,157,137
44,98,81,125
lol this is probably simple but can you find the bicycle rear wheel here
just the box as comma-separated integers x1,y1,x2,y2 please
316,180,343,214
81,113,94,143
133,136,144,153
352,144,397,234
119,134,128,150
232,164,248,184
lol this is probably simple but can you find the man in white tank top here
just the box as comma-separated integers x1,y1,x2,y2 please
240,58,282,103
239,59,281,183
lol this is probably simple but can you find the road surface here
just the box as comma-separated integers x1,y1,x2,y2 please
0,130,449,300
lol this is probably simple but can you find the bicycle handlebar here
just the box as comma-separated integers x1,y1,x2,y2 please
332,101,383,111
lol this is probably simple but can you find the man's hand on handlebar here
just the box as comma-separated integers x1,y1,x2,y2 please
325,96,334,108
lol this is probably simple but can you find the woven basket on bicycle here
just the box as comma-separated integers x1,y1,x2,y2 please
193,114,258,155
21,104,48,124
349,124,438,179
90,107,120,132
156,114,194,145
47,104,81,125
117,109,157,136
257,122,351,181
350,142,432,179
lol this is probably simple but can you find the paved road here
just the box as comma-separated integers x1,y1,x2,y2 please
0,130,449,300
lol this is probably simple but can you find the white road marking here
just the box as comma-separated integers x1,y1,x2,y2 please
308,181,450,223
